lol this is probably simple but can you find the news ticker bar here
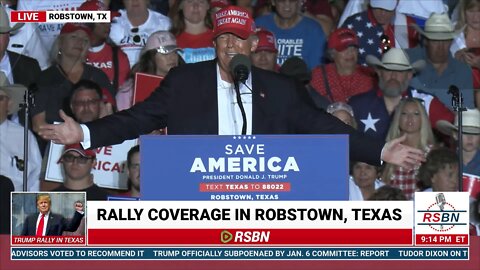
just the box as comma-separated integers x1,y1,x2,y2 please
11,247,469,260
10,11,111,23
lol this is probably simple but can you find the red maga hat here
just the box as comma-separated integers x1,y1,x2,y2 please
328,28,359,52
213,6,256,40
60,23,92,36
62,143,96,158
210,0,230,9
255,28,277,53
78,0,120,19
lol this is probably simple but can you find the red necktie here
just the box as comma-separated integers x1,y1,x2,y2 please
36,214,45,236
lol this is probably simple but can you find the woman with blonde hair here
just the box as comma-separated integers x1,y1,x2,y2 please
381,98,436,200
32,23,114,133
452,0,480,107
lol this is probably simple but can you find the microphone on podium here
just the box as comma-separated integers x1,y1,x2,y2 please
229,54,251,86
228,54,251,135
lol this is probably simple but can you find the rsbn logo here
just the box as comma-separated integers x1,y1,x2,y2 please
220,230,270,243
417,193,467,232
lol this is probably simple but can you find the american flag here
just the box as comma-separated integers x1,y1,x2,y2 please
342,11,384,66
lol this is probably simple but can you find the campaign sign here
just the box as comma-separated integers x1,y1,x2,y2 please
134,72,163,105
141,135,349,200
463,173,480,198
45,140,137,190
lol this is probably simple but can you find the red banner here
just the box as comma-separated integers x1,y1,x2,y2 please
12,236,85,246
88,228,412,246
415,234,469,245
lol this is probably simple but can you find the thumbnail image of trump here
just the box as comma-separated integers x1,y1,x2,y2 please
12,193,85,236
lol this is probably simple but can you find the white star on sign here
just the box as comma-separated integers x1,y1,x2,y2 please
361,113,380,132
367,39,374,45
357,31,364,38
376,31,383,37
377,47,383,54
347,23,353,29
355,16,362,21
366,22,373,28
359,48,365,54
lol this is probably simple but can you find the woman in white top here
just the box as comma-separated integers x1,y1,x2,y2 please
110,0,172,67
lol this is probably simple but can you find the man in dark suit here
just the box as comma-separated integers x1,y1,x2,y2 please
21,193,84,236
38,5,424,168
1,6,41,126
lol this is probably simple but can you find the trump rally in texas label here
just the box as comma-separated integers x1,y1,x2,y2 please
414,192,470,246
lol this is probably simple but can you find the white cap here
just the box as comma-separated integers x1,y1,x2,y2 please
370,0,397,11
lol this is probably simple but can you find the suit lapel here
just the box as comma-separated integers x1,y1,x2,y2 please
45,214,55,235
7,51,19,83
251,67,268,134
201,60,219,134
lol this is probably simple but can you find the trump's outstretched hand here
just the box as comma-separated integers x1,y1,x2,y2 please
381,134,426,169
38,110,83,145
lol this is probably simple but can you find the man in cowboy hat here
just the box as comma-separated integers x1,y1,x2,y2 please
0,5,41,126
348,48,454,140
407,13,475,109
3,3,49,70
437,109,480,177
0,5,40,89
0,72,41,192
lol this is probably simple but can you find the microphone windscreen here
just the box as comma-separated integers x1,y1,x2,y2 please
448,85,459,96
229,54,251,75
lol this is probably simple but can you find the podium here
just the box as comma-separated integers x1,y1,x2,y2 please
141,135,349,200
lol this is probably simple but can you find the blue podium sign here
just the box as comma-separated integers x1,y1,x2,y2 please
141,135,349,200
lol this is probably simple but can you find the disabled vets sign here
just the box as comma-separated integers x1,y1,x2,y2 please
141,135,349,200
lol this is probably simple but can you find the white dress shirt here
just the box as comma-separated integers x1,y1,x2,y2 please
216,64,253,135
0,120,42,191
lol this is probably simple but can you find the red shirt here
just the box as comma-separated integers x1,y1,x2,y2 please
310,63,377,102
473,69,480,89
176,30,214,49
304,0,334,19
86,43,131,90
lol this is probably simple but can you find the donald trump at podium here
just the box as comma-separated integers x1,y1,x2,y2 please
38,6,425,169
